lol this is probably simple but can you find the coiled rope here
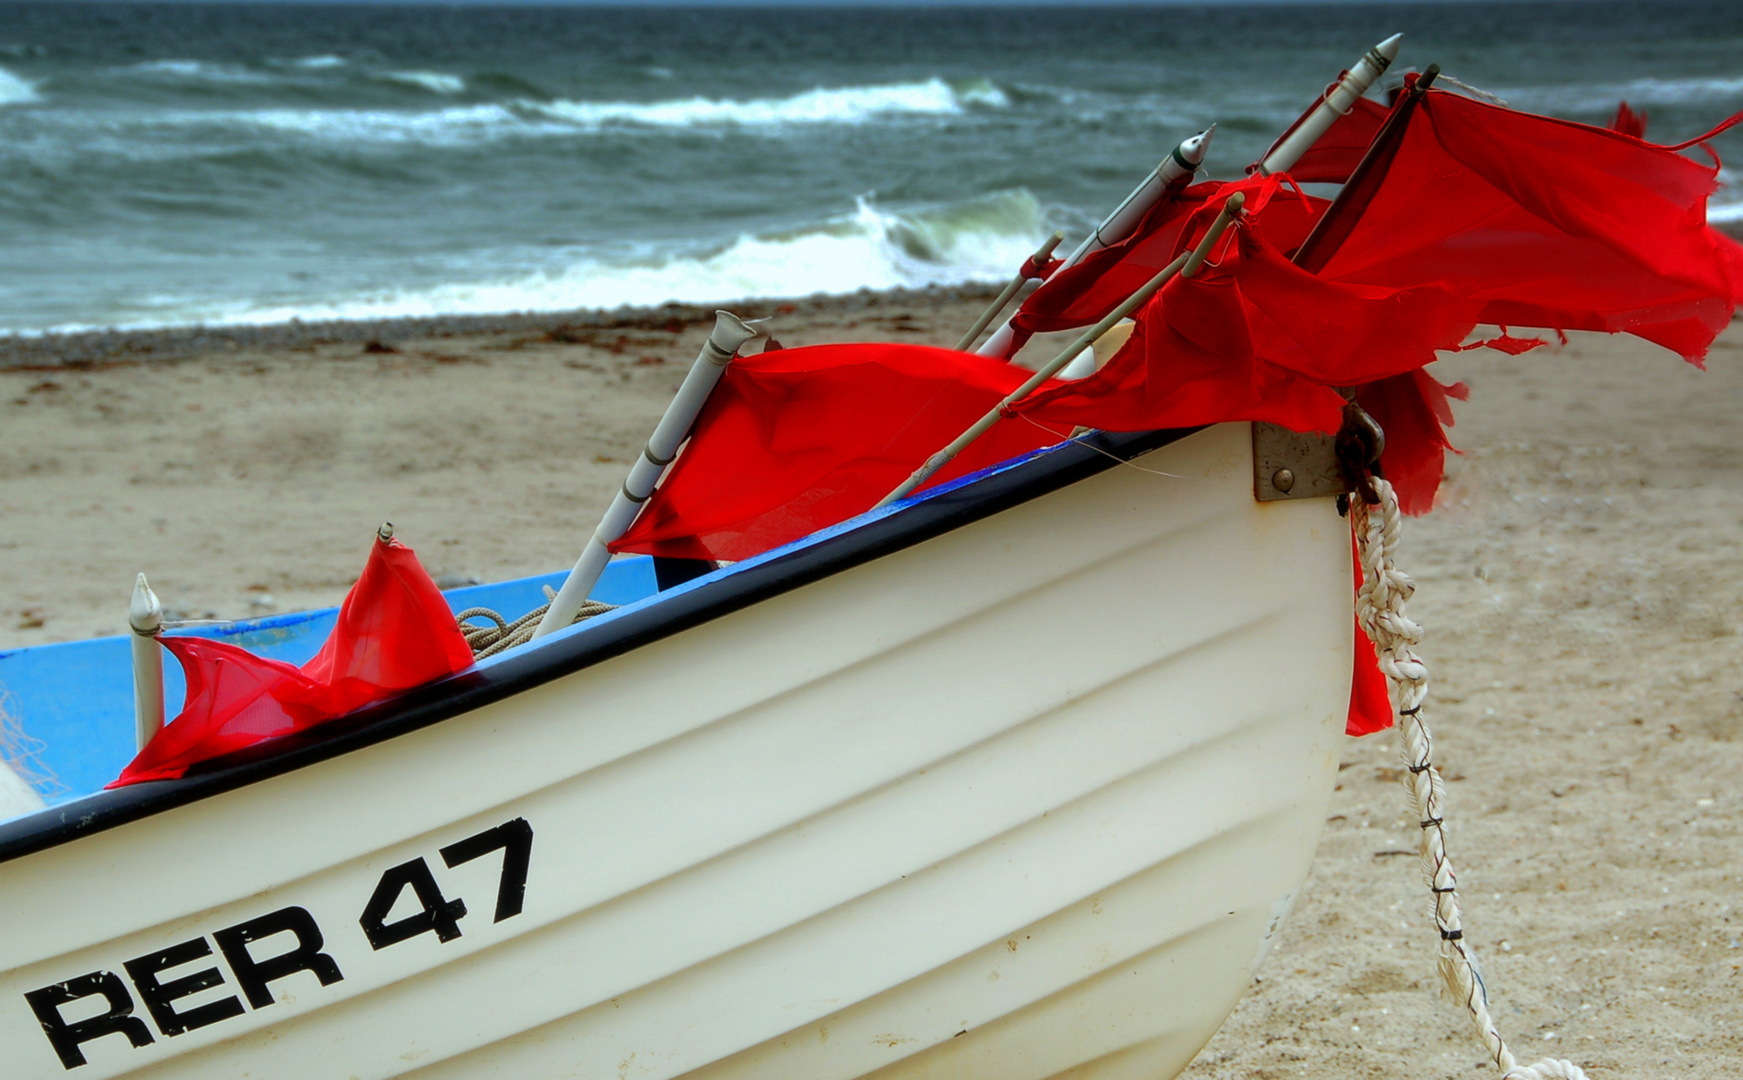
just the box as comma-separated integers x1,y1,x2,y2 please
1352,477,1589,1080
456,587,615,659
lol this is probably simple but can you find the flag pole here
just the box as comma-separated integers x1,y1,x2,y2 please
878,191,1246,509
1255,33,1402,176
129,573,165,750
954,231,1064,352
975,127,1215,359
531,311,764,641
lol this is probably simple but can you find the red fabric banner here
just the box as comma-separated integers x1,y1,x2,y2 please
1354,368,1470,517
1003,177,1329,355
610,342,1074,563
1312,84,1742,364
1010,215,1480,437
112,538,474,786
1251,80,1393,184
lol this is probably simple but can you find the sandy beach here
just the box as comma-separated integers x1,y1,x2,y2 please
3,295,1741,1077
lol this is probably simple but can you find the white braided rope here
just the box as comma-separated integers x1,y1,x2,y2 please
1352,478,1590,1080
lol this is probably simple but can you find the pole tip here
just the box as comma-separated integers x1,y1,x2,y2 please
1175,125,1215,167
1375,33,1403,63
377,521,394,543
130,572,163,635
1225,190,1246,212
709,310,765,356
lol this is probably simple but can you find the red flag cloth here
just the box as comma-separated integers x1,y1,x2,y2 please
1611,101,1648,139
1354,368,1470,517
1011,208,1479,436
112,538,474,787
610,342,1073,563
1347,530,1394,737
1002,177,1330,356
1251,80,1392,184
1312,83,1743,363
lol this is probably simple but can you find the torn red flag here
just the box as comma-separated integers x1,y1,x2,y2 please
1355,368,1470,517
112,536,474,787
1001,176,1329,358
1010,211,1479,437
610,342,1073,563
1309,79,1743,363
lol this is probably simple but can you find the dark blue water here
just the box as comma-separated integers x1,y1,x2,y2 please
0,1,1738,332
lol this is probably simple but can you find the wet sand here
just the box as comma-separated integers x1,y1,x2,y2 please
2,297,1740,1077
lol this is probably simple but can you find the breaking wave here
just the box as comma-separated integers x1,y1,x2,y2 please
0,66,39,106
34,76,1015,153
77,190,1049,331
531,77,1007,128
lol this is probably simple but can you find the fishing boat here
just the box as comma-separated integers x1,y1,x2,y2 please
0,417,1354,1080
4,27,1736,1080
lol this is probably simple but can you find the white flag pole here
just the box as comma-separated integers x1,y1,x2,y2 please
531,311,764,641
129,573,165,750
975,126,1215,359
878,191,1246,510
1255,33,1402,176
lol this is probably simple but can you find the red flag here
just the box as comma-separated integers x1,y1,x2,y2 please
1251,79,1393,184
1611,101,1647,139
1355,368,1470,517
1310,80,1743,363
1010,214,1479,436
610,342,1072,563
113,537,474,786
1003,177,1329,356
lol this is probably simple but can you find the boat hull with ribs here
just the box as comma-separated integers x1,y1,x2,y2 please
0,422,1352,1080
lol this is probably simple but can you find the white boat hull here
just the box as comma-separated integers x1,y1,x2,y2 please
0,423,1352,1080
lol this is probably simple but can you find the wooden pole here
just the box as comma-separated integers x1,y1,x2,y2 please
877,192,1247,509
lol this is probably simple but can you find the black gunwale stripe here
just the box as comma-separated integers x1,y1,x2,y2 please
0,427,1193,865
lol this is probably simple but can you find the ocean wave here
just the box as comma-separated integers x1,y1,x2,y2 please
47,76,1014,150
119,59,285,86
377,70,467,95
0,66,40,106
1711,199,1743,223
74,191,1049,330
530,77,1008,128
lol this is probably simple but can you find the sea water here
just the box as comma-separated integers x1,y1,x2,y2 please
0,0,1737,334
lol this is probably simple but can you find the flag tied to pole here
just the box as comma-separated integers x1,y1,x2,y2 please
1010,178,1481,436
999,178,1329,359
1296,75,1743,512
112,537,474,786
611,342,1074,563
1310,76,1743,361
1251,77,1393,184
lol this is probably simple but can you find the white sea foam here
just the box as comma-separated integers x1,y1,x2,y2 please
0,66,40,106
84,191,1049,331
1710,200,1743,223
532,77,1005,128
93,77,1010,149
379,70,468,95
122,59,282,85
